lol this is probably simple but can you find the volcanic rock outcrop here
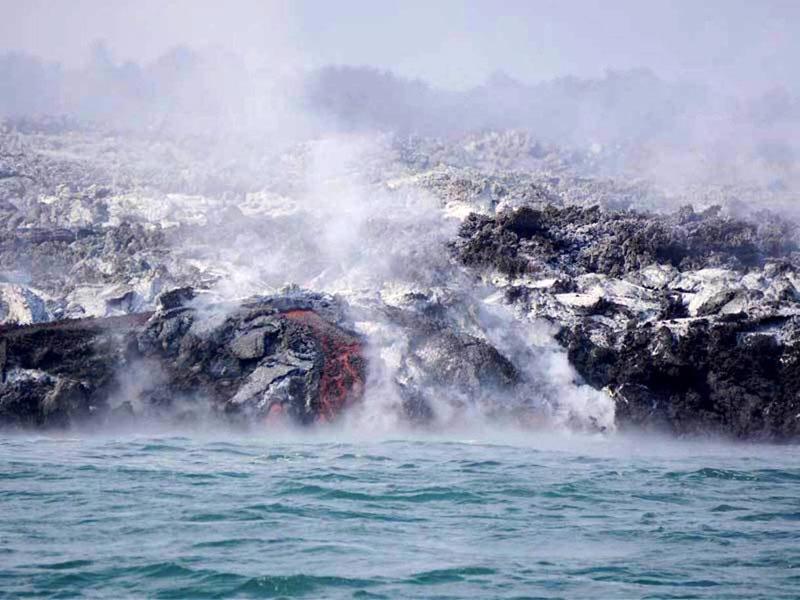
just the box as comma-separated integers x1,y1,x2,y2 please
455,204,800,439
382,306,521,422
0,290,366,429
3,118,800,438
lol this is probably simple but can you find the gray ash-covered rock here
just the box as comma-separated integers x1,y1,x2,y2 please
458,202,800,439
454,204,798,279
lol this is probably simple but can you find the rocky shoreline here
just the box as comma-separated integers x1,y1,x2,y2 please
0,289,365,429
454,205,800,439
1,120,798,439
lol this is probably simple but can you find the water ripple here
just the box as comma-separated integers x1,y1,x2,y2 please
1,435,798,598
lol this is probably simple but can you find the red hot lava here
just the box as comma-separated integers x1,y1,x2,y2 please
281,310,365,422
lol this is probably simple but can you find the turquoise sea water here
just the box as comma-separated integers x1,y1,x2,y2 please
1,431,799,599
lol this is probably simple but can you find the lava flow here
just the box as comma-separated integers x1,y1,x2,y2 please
281,310,366,422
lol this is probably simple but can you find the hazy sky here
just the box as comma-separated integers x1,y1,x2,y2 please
1,0,797,90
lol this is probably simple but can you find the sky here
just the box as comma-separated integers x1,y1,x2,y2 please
0,0,798,91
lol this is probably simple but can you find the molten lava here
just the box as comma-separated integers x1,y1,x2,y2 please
281,310,365,421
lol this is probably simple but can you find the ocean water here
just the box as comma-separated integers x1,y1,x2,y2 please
1,430,799,599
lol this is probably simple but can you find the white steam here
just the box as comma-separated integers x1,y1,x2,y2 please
173,133,615,432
